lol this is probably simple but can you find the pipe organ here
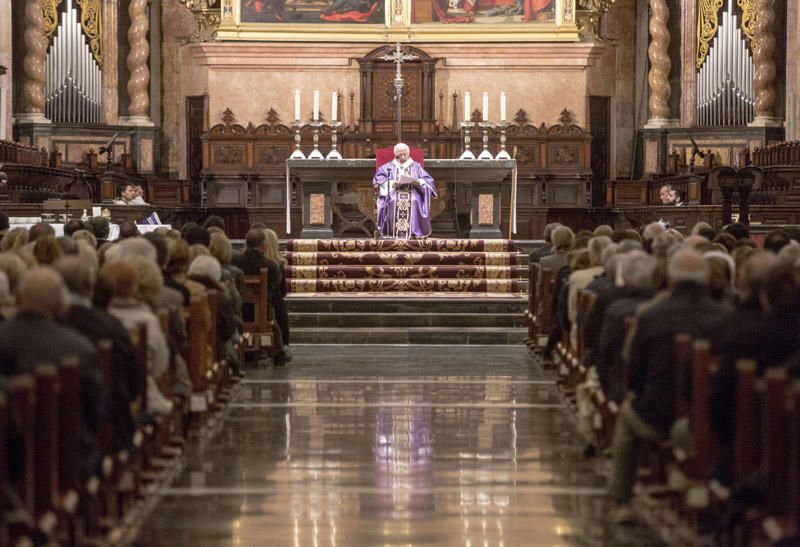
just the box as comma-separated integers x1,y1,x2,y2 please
696,0,755,127
44,0,102,124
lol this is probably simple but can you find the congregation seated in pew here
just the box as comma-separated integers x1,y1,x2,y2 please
0,215,287,544
525,219,800,543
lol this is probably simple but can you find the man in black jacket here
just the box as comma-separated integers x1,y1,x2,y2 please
0,267,105,479
54,256,142,454
609,249,731,523
232,228,291,366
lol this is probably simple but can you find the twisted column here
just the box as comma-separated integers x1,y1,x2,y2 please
126,0,150,120
21,0,47,119
750,0,781,125
646,0,673,125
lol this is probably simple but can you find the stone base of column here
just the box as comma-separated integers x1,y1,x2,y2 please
748,116,784,128
644,118,680,129
119,115,154,127
13,112,51,125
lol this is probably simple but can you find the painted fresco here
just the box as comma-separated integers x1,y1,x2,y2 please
241,0,384,23
412,0,554,23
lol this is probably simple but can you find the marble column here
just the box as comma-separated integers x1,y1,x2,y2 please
679,0,696,126
644,0,677,128
17,0,50,123
102,0,119,124
0,0,13,139
787,0,799,139
749,0,782,127
123,0,153,125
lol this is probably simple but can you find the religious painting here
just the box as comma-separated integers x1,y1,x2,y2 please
411,0,555,23
240,0,384,23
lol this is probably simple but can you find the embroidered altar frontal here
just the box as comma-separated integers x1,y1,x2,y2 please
284,239,525,294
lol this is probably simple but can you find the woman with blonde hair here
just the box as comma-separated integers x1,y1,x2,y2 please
1,227,28,253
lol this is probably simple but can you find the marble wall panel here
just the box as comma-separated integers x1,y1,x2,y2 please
0,0,12,139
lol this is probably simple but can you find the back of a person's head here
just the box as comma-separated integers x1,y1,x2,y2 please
250,221,267,230
142,233,169,268
0,271,10,304
188,243,210,264
712,232,737,252
71,229,97,249
166,238,190,274
88,216,110,239
542,222,560,243
762,261,800,309
56,236,78,256
264,228,285,265
180,222,199,239
571,234,591,251
778,240,800,264
29,222,56,243
33,235,63,265
184,224,211,247
105,237,158,264
620,251,656,289
1,227,29,252
601,243,619,271
612,229,641,243
129,255,164,303
203,215,226,231
690,221,713,236
0,212,8,232
723,222,750,241
245,228,266,250
569,248,591,271
650,232,679,258
209,232,233,264
593,224,614,238
739,251,778,300
551,226,574,251
684,235,713,253
54,256,96,298
704,252,735,300
188,255,222,282
694,226,716,241
764,230,791,254
99,261,139,299
63,219,85,237
17,266,67,317
617,239,643,253
642,222,666,241
587,236,611,267
118,221,140,240
667,248,710,286
0,253,29,292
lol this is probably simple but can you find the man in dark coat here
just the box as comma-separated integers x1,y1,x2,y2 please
610,249,731,523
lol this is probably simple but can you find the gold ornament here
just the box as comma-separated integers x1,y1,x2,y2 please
696,0,724,69
737,0,756,50
43,0,64,38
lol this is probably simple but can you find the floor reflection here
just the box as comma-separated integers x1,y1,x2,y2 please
133,346,662,547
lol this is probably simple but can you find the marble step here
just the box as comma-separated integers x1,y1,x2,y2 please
286,295,527,314
285,251,521,266
290,312,527,328
285,238,517,252
291,326,528,345
286,264,522,279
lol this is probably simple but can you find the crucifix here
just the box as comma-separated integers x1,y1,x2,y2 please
382,42,418,142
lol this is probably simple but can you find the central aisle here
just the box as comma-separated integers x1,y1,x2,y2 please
133,346,661,546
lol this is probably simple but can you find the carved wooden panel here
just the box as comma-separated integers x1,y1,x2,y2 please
211,144,246,168
208,180,247,207
255,144,289,167
374,68,422,120
253,181,286,207
548,144,580,168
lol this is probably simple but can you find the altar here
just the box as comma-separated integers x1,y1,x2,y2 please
286,158,517,239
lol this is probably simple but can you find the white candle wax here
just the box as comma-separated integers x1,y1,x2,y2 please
331,91,337,122
482,92,489,122
294,89,301,121
313,90,319,121
464,92,470,122
500,92,507,122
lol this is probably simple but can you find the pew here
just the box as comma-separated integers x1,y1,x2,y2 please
525,263,539,344
538,269,554,336
688,340,716,479
7,374,35,541
0,391,8,547
33,365,58,538
735,359,760,484
762,368,790,523
184,295,211,396
242,268,277,362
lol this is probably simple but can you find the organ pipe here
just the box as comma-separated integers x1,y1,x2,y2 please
45,0,101,123
696,0,755,126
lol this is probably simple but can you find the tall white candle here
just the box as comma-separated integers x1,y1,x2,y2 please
313,90,319,121
500,92,507,122
294,89,301,121
482,92,489,122
331,91,337,122
464,92,470,122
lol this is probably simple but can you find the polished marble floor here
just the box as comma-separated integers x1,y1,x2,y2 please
132,346,663,547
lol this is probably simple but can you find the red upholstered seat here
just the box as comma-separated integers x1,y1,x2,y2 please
375,146,424,169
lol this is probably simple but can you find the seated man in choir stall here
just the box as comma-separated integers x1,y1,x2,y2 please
373,143,437,239
658,183,685,206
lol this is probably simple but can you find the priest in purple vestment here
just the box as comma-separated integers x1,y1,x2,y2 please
373,143,437,239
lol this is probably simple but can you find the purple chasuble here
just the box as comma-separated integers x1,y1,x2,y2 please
372,160,437,238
